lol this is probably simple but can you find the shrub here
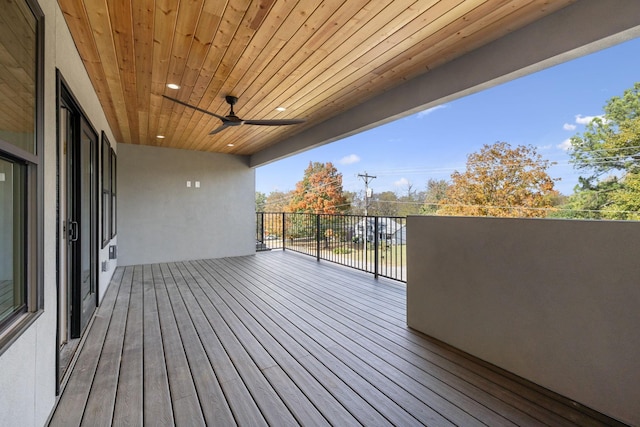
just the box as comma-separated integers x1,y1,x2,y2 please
333,247,352,255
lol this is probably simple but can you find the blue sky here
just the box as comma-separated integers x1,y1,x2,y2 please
256,37,640,197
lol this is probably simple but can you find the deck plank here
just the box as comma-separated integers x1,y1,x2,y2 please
153,263,205,426
51,251,620,427
80,265,132,426
189,259,364,426
163,262,236,426
164,264,265,426
142,264,173,425
173,262,299,426
112,265,144,424
203,257,459,426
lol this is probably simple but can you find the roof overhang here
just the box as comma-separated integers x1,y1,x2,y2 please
250,0,640,166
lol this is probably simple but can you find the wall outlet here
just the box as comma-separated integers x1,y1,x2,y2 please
195,181,200,188
101,261,108,272
186,181,191,187
109,245,117,259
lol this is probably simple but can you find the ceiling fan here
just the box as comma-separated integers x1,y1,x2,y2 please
163,95,306,135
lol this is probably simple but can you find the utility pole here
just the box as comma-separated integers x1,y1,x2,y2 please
358,172,376,263
358,172,376,216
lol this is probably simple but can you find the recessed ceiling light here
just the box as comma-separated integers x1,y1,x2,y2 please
227,143,234,147
157,135,165,139
166,83,180,90
275,107,286,112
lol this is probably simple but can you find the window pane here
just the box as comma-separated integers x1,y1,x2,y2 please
0,0,37,154
0,157,25,327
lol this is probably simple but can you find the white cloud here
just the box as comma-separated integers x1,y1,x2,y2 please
538,144,552,150
339,154,361,165
563,123,577,131
394,177,410,187
575,114,603,125
557,139,572,151
416,105,446,118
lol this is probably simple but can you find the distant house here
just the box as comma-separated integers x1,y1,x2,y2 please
355,217,405,244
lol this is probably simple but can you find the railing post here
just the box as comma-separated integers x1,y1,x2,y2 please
316,214,321,261
374,216,379,278
282,212,286,251
260,212,265,243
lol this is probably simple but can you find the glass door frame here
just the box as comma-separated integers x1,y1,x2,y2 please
55,71,99,391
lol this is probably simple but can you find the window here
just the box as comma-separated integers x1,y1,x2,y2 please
101,133,116,246
110,148,116,238
0,0,43,345
101,133,111,247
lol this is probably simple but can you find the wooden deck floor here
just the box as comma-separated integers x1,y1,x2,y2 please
49,251,618,426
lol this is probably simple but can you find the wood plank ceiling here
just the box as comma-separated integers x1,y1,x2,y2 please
57,0,575,156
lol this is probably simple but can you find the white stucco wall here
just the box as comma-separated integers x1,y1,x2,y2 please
407,216,640,426
117,144,255,266
0,1,118,425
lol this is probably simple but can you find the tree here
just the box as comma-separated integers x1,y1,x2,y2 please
288,162,348,214
264,190,293,212
438,142,558,217
255,191,266,212
394,180,424,216
342,191,360,214
421,179,450,214
607,172,640,220
370,191,399,216
553,177,621,219
570,83,640,177
567,82,640,219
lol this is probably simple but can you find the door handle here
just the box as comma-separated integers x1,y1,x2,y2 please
69,220,79,242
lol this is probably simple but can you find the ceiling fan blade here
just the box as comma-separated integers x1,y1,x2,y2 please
163,95,228,122
244,119,306,126
209,124,232,135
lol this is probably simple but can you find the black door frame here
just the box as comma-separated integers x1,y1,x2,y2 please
55,71,100,392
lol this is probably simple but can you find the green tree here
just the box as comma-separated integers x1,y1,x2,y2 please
255,191,266,212
567,82,640,219
395,181,424,216
264,190,293,212
370,191,399,216
342,191,359,214
421,179,450,214
438,142,558,217
553,177,622,219
288,162,348,214
607,172,640,220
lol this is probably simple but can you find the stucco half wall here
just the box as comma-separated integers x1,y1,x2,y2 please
406,216,640,426
117,144,255,266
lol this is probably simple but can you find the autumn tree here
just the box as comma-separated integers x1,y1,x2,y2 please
438,142,558,217
566,82,640,219
288,162,348,214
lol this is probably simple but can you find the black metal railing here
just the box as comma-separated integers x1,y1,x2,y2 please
256,212,406,282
